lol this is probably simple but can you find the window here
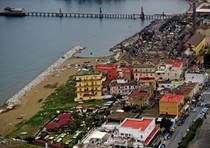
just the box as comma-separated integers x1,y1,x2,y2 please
140,135,143,139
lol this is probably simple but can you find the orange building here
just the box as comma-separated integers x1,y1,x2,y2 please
159,94,185,117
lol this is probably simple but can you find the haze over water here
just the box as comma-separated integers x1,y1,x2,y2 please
0,0,188,105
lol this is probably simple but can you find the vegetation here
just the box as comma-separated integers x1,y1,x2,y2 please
37,98,43,103
44,82,58,88
160,117,173,133
108,57,118,65
177,118,203,148
8,75,110,148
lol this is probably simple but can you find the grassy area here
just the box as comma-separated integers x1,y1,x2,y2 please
0,139,41,148
142,103,159,117
8,75,108,143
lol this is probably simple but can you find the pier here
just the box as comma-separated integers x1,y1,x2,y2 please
0,8,178,20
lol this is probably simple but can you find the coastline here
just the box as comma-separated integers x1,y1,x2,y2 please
0,50,112,135
0,2,191,136
1,46,84,109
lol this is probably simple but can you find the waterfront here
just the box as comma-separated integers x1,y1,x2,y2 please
0,0,188,105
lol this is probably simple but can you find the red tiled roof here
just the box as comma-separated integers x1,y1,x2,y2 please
45,122,60,130
96,64,118,70
123,69,131,73
45,113,73,130
57,119,72,125
166,61,183,67
160,94,183,103
34,139,63,148
57,114,71,120
166,61,173,65
143,125,160,145
172,61,183,67
129,89,146,97
121,118,153,131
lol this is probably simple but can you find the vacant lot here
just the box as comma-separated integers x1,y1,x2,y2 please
188,111,210,148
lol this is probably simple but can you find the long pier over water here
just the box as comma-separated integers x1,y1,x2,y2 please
0,8,178,20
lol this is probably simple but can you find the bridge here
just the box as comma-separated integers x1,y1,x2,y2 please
0,7,178,20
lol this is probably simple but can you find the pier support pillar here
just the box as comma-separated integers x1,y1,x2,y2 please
99,7,103,19
141,6,145,20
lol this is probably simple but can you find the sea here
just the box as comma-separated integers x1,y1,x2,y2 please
0,0,189,105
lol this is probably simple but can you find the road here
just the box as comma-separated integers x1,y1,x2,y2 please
165,87,210,148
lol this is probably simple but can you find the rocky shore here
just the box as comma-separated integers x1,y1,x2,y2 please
4,45,84,107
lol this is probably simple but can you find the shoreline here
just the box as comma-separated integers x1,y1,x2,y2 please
0,3,191,135
1,45,84,109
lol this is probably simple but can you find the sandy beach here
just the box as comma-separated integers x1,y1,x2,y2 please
0,46,114,136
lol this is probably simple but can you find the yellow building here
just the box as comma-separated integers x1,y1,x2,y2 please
159,94,184,117
184,33,206,55
133,61,156,80
138,77,156,90
75,69,103,101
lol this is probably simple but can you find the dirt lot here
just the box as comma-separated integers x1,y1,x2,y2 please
188,111,210,148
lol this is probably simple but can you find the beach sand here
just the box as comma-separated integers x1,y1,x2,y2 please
0,54,112,136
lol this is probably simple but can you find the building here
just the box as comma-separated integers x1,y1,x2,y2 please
138,77,156,90
118,118,160,147
156,61,184,81
118,66,133,81
184,33,206,56
157,80,185,90
128,87,154,106
185,69,208,85
159,94,185,117
44,113,74,132
196,3,210,15
133,61,156,81
196,25,210,37
109,79,137,96
75,68,103,101
95,64,118,80
172,82,199,103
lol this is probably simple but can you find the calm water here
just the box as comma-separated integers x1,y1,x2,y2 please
0,0,188,105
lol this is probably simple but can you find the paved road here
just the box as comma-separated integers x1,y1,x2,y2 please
165,87,210,148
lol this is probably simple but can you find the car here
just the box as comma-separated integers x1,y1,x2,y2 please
167,135,172,139
193,108,197,112
160,144,166,148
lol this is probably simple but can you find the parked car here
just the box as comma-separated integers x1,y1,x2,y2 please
160,143,166,148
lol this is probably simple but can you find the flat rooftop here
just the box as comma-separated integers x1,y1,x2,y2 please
120,118,153,131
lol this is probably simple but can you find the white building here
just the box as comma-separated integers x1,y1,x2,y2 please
118,118,160,147
109,79,137,96
156,61,183,81
185,70,208,85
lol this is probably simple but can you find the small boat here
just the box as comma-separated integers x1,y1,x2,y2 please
4,7,25,13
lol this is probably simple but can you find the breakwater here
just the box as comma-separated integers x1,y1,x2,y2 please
5,46,84,106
